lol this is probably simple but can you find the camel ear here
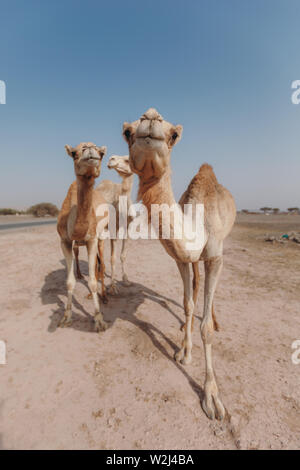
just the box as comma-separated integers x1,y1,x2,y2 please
123,122,133,143
97,146,107,159
65,145,77,159
169,125,183,147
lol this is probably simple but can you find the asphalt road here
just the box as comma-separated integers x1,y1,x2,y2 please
0,218,57,231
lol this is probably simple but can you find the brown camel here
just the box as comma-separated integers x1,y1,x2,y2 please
57,142,109,332
74,155,134,294
96,155,134,293
123,108,236,420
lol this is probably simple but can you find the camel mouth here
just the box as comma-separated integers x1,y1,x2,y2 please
136,135,165,150
108,164,131,175
138,135,164,141
82,155,100,163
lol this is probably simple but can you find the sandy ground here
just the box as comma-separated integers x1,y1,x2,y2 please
0,214,299,450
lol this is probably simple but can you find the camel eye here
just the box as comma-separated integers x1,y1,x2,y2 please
172,132,178,141
71,151,77,159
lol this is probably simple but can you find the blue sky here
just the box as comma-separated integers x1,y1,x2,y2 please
0,0,300,210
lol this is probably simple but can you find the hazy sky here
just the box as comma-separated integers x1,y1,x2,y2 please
0,0,299,210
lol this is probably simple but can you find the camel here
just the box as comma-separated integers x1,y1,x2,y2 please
122,108,236,420
74,155,134,294
96,155,134,293
57,142,109,332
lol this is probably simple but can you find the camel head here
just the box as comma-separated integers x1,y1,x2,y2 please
122,108,182,181
107,155,133,177
65,142,107,178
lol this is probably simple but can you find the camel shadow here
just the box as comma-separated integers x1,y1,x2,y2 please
40,259,204,402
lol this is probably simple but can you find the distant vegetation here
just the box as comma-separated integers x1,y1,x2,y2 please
260,207,273,214
0,208,24,215
27,203,59,217
241,207,300,215
0,203,59,217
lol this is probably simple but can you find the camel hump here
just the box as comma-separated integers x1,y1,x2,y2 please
180,163,220,204
198,163,218,184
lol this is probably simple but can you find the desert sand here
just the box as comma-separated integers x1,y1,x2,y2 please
0,213,299,450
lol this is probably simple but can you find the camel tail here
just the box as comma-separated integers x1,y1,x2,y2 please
212,304,220,332
96,253,101,274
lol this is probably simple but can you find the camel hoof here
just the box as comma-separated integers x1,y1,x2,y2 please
59,316,72,328
181,354,192,365
202,394,225,421
108,284,118,295
95,320,108,332
174,348,185,363
122,275,131,286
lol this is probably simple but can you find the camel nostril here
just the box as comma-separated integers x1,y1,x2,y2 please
124,129,131,140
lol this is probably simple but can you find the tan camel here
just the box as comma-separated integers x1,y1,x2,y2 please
74,155,134,294
123,108,236,420
96,155,134,293
57,142,109,332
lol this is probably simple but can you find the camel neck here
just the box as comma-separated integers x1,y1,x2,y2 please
138,171,176,211
121,174,134,196
72,175,95,240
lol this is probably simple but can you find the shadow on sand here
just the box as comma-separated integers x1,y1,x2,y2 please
40,259,204,401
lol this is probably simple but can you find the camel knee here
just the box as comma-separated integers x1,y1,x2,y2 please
67,277,75,292
184,298,194,315
88,279,97,293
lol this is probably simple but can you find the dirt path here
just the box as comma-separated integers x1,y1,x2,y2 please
0,216,299,449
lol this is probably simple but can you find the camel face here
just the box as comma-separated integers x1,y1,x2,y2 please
107,155,132,177
123,108,182,180
65,142,106,178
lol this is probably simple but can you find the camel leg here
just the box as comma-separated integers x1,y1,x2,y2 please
98,239,108,303
174,262,194,365
73,243,83,280
108,239,118,295
201,255,225,420
86,239,108,332
59,240,76,327
120,238,130,286
181,261,199,332
181,262,219,332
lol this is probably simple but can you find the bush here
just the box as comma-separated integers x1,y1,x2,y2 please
27,203,59,217
0,208,18,215
260,207,272,213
